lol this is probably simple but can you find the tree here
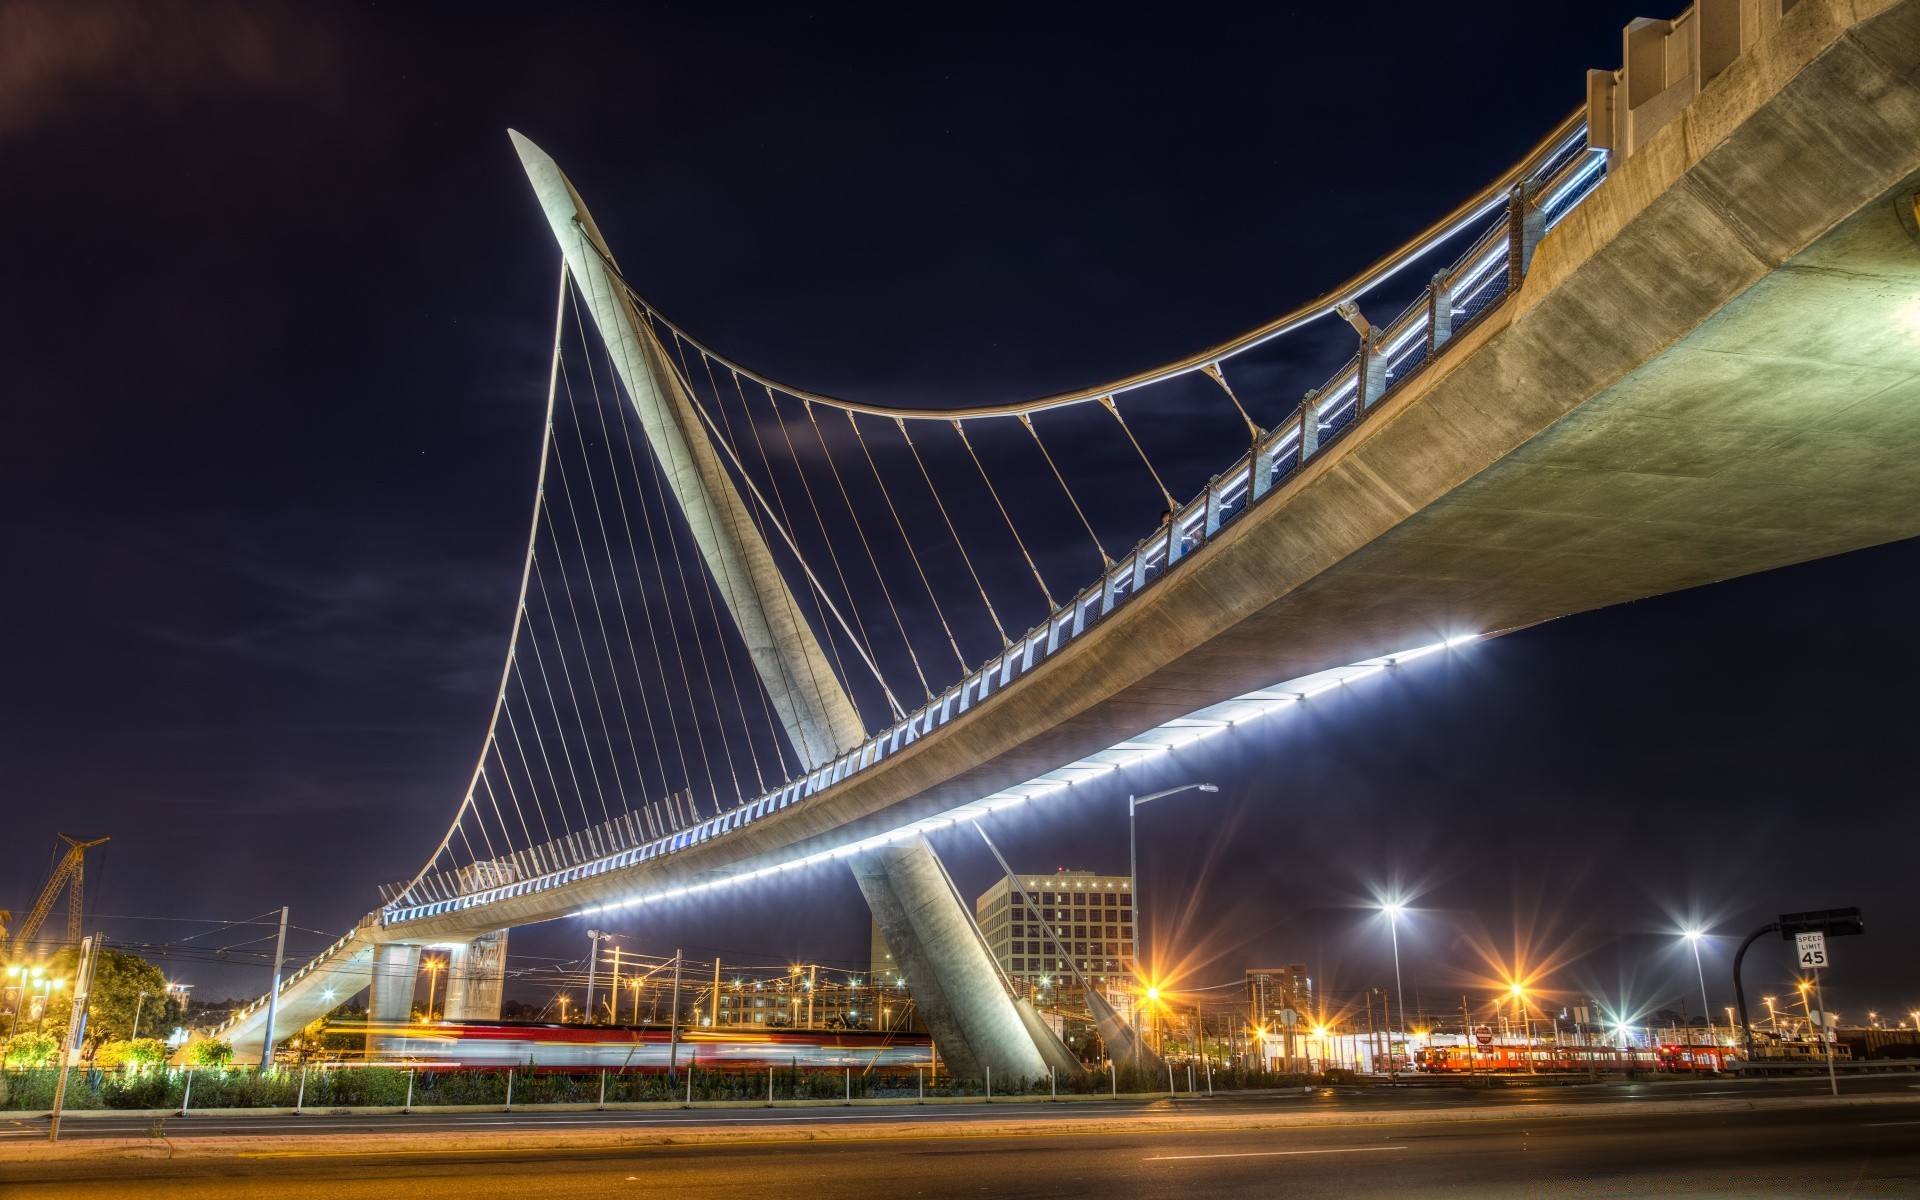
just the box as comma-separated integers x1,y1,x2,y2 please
38,947,182,1052
185,1039,233,1067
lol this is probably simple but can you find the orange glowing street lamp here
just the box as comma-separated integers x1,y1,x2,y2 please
421,958,445,1023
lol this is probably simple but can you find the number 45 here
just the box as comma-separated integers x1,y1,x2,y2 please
1801,948,1827,967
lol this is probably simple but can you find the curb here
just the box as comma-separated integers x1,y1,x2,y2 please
1,1090,1179,1120
4,1090,1915,1164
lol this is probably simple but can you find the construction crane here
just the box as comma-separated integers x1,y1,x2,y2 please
7,835,108,958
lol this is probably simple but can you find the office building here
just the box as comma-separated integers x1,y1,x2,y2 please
974,869,1135,985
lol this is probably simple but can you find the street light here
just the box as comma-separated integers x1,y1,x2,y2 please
1128,782,1218,1031
1380,900,1409,1077
1682,929,1713,1049
422,958,445,1023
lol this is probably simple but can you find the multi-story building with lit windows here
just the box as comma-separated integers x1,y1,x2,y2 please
973,869,1135,986
1247,965,1312,1027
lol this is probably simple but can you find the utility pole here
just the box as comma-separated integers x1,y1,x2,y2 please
47,934,98,1143
607,945,622,1023
259,906,289,1070
667,949,683,1073
585,930,603,1025
806,965,817,1029
711,958,721,1029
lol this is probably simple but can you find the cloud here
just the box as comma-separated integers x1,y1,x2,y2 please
0,0,343,138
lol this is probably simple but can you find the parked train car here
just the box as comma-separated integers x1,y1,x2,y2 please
1415,1043,1735,1073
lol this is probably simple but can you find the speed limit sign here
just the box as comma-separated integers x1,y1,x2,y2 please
1796,931,1829,969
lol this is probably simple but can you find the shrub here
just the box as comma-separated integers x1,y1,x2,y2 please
184,1039,234,1068
2,1033,59,1069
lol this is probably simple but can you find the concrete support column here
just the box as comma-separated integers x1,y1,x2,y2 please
442,930,510,1022
851,835,1061,1086
366,943,421,1054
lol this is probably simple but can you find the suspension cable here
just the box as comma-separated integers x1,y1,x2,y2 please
577,291,702,808
771,387,904,719
896,417,1008,646
733,370,859,736
1099,396,1176,510
530,521,617,824
805,401,934,699
952,420,1055,609
846,411,969,677
555,339,666,810
543,445,643,819
1020,413,1111,566
401,264,570,903
577,110,1586,419
1202,363,1262,438
666,337,771,795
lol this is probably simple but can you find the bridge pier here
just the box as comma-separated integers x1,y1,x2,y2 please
367,943,421,1047
852,835,1080,1086
442,930,509,1021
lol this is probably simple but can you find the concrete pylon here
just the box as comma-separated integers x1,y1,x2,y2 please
441,930,509,1022
366,943,421,1053
851,836,1073,1086
510,130,866,771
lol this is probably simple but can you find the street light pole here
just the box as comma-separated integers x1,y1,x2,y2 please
1127,783,1218,1039
585,930,603,1026
422,958,443,1023
1685,930,1713,1051
1383,902,1408,1078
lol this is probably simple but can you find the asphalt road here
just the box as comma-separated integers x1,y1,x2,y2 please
4,1072,1915,1143
4,1099,1919,1198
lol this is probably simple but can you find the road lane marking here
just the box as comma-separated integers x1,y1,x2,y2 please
1146,1145,1407,1162
1864,1120,1920,1127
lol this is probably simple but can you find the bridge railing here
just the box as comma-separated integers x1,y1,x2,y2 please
382,121,1607,927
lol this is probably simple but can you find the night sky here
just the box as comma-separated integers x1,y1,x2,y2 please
3,1,1914,1030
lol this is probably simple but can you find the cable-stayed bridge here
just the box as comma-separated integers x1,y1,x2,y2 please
209,0,1920,1075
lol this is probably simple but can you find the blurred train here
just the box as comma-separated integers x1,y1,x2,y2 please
1415,1042,1739,1073
369,1020,933,1070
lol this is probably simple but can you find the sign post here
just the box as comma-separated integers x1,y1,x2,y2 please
1793,931,1840,1097
1731,908,1863,1063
